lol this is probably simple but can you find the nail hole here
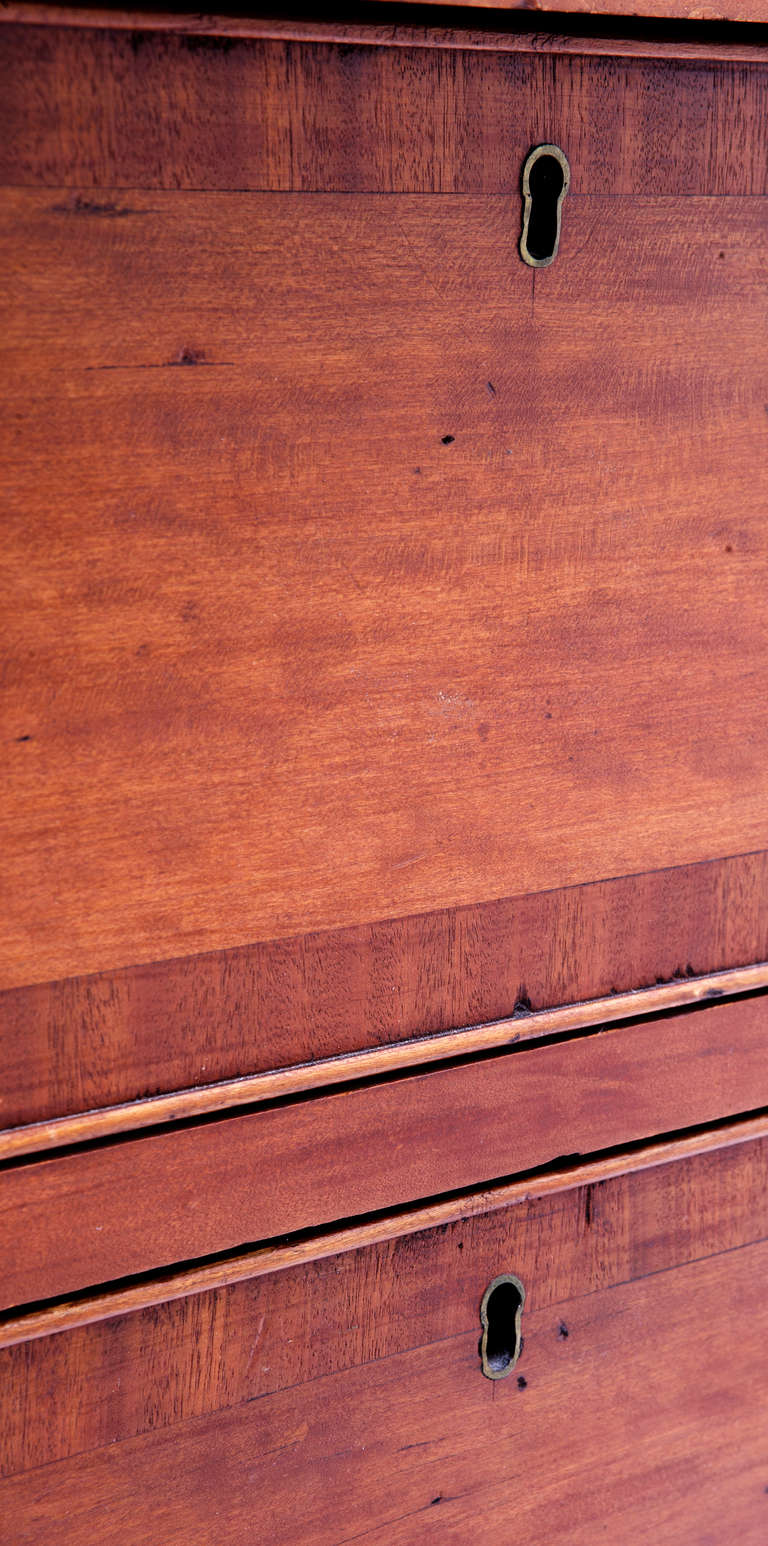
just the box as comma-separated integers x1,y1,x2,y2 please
520,145,570,268
441,434,455,445
479,1273,525,1380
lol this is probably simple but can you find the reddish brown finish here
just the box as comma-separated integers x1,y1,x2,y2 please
3,15,768,1543
2,28,768,193
5,6,768,46
9,1250,768,1545
3,1106,767,1352
3,180,768,991
6,6,768,41
2,1133,766,1477
2,1137,768,1540
3,993,768,1310
399,0,768,19
2,853,767,1131
4,960,768,1162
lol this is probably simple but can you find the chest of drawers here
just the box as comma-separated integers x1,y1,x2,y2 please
2,6,768,1541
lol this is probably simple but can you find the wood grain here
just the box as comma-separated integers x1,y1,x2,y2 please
2,1136,767,1540
3,1106,767,1352
2,6,768,53
4,957,767,1159
2,29,768,192
3,184,768,993
391,0,768,21
3,993,768,1310
2,22,767,1541
3,853,768,1132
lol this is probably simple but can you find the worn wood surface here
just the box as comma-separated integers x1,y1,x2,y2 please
3,183,768,994
3,29,768,192
3,854,768,1132
396,0,768,21
3,993,768,1310
4,1107,768,1351
4,6,768,50
5,6,768,46
5,958,768,1160
2,22,768,1539
2,1136,768,1541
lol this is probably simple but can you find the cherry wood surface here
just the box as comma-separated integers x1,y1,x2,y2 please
3,1135,767,1541
4,3,768,37
4,960,767,1161
2,853,767,1132
5,964,766,1162
3,2,768,40
396,0,768,21
3,28,768,192
5,8,768,60
3,1132,767,1476
2,1106,766,1349
3,992,768,1310
3,176,768,993
2,15,768,1542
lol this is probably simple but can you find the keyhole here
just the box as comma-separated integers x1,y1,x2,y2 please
479,1273,525,1380
520,145,570,268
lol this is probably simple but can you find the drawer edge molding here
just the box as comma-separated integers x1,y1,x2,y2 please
2,960,767,1163
2,1105,767,1352
2,6,768,66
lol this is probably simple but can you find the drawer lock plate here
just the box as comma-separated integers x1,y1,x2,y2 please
479,1272,525,1380
520,144,570,268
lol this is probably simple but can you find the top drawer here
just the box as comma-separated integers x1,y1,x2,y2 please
2,16,768,1116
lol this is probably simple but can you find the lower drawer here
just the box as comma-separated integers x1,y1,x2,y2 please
4,991,768,1309
3,1129,768,1543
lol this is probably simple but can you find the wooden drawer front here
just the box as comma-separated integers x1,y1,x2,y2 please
3,24,768,196
3,855,768,1134
2,25,768,1024
3,992,767,1310
3,1132,768,1542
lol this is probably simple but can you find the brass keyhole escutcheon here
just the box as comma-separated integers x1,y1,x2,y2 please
479,1273,525,1380
519,145,570,268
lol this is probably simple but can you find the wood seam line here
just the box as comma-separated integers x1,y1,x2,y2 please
2,961,767,1162
2,1108,767,1349
2,6,768,63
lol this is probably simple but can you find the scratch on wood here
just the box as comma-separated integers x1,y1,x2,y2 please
245,1312,266,1373
334,1492,467,1545
51,195,150,217
85,355,236,372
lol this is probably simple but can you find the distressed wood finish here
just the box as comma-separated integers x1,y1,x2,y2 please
6,6,768,46
3,13,768,1544
2,1135,768,1541
2,853,767,1132
3,181,768,992
3,993,768,1310
4,959,768,1160
399,0,768,21
4,1108,768,1351
3,27,768,193
4,7,768,50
